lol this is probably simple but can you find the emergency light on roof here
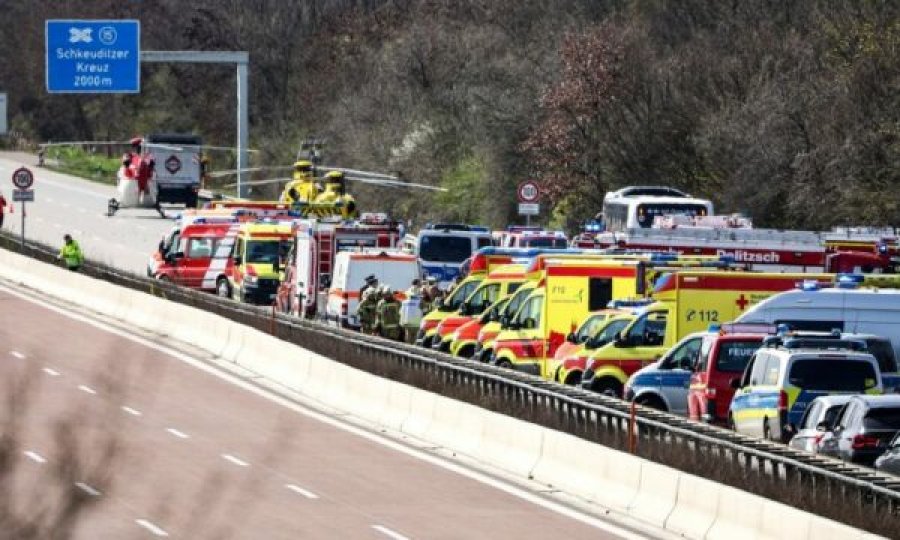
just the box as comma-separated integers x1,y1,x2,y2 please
761,335,867,352
583,220,604,233
608,298,654,309
712,322,778,335
800,280,822,292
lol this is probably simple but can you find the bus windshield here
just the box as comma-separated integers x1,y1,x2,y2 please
419,235,473,263
636,203,708,228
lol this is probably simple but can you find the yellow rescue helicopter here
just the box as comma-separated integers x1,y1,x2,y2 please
208,141,446,220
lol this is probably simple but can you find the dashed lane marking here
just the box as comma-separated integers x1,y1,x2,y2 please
43,367,60,376
24,450,47,464
166,428,189,439
372,525,410,540
135,519,169,537
222,454,249,467
122,406,142,416
75,482,102,496
285,484,319,499
78,384,97,395
10,350,25,359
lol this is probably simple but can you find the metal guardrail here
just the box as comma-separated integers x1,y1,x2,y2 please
1,232,898,536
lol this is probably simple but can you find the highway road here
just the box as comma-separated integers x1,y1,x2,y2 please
0,152,174,275
0,284,657,539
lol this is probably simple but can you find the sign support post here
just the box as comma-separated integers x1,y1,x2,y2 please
11,167,35,249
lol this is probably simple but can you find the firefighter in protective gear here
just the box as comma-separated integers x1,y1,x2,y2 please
359,274,378,299
402,278,425,343
375,286,402,341
422,276,442,314
281,160,319,204
357,287,380,334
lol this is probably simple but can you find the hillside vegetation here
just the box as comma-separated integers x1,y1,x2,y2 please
1,0,897,231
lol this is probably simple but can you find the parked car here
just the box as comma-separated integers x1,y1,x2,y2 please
874,431,900,475
826,395,900,466
787,395,853,454
623,332,705,415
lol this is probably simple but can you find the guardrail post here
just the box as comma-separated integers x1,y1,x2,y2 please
628,400,637,453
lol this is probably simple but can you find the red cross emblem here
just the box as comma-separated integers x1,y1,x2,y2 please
736,294,749,310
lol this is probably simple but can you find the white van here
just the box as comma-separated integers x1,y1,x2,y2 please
736,284,900,360
326,250,420,328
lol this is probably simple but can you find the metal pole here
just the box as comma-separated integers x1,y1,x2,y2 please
237,62,249,199
20,200,25,249
525,214,530,227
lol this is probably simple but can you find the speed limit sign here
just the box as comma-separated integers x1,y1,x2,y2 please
517,180,540,203
11,167,34,190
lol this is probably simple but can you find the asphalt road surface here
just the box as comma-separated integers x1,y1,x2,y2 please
0,152,174,275
0,285,655,539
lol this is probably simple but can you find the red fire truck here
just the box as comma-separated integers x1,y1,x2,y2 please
276,214,402,317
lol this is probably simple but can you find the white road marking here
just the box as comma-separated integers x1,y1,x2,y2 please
372,525,410,540
285,483,319,499
43,367,60,377
166,428,189,439
78,384,97,395
135,519,169,537
0,283,650,540
10,350,25,359
75,482,102,496
122,406,142,416
24,450,47,464
222,454,249,467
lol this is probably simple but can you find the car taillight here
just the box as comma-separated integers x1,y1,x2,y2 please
778,390,789,411
851,434,879,449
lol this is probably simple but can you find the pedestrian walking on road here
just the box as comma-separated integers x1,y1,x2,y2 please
0,190,6,229
58,234,84,272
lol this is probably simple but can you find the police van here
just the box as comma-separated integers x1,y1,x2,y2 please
412,224,493,287
729,336,882,442
735,278,900,363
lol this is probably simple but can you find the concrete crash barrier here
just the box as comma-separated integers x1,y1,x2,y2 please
664,473,719,539
628,461,679,528
0,249,887,540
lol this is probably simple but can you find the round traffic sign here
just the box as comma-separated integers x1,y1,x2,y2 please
12,167,34,190
517,181,540,203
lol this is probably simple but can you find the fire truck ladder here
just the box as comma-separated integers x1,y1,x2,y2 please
318,230,334,277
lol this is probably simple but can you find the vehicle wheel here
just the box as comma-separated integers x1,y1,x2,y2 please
456,344,474,358
216,278,232,299
635,394,667,411
496,359,513,369
594,378,624,398
563,371,581,386
727,414,736,431
763,418,772,441
421,336,433,349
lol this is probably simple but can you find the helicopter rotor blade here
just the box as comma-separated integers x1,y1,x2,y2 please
207,165,294,178
344,175,447,192
220,177,291,189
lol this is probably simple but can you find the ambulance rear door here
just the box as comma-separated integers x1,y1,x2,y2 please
294,230,316,315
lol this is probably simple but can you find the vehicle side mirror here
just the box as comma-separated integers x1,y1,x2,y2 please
816,421,830,432
522,318,537,330
566,332,577,344
459,303,470,316
158,240,165,253
319,273,331,289
729,377,742,389
679,357,693,370
614,331,631,348
233,255,241,266
499,315,509,328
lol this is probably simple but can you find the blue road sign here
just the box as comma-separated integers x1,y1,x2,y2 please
46,20,140,93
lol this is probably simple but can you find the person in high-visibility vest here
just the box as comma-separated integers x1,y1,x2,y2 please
58,234,84,271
